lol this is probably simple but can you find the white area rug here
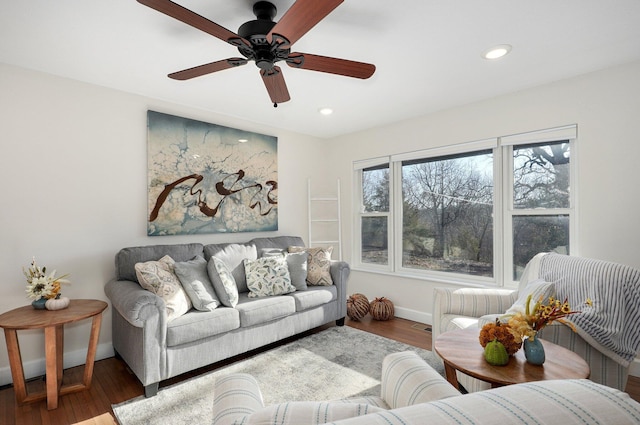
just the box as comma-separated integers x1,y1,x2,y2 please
112,326,442,425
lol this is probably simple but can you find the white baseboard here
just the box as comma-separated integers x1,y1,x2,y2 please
394,306,432,326
0,342,114,387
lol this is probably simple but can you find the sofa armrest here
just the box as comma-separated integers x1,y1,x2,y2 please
330,261,350,320
381,351,459,409
212,373,265,425
104,279,167,327
432,287,517,342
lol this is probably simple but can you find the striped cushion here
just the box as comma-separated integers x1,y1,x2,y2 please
212,374,264,425
380,351,459,408
232,402,384,425
325,380,640,425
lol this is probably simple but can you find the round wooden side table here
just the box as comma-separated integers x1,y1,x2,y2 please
434,327,590,390
0,299,108,410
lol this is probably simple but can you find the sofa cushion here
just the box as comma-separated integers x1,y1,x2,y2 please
209,257,240,307
134,255,192,321
261,249,309,291
174,256,221,311
204,243,257,293
288,246,334,286
287,286,336,311
235,293,296,327
166,307,240,347
244,256,296,298
117,243,204,282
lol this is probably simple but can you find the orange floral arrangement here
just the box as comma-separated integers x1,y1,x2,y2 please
507,294,587,341
479,318,522,355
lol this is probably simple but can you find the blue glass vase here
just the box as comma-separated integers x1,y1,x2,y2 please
31,298,47,310
523,335,545,365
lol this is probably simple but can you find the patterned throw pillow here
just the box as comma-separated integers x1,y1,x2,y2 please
134,255,192,321
261,248,309,291
208,257,239,307
288,246,333,286
244,256,295,298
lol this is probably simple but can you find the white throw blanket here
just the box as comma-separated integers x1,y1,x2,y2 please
538,253,640,367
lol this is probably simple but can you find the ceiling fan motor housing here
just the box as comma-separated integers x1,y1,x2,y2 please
237,1,290,70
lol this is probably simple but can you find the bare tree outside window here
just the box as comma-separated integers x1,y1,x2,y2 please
512,141,571,279
401,151,494,276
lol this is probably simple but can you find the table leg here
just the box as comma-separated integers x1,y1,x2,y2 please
3,329,27,403
44,325,60,410
82,313,103,387
443,362,461,391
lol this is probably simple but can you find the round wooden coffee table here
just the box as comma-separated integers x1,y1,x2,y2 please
0,299,108,410
434,328,590,390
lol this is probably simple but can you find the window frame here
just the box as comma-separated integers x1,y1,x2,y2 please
351,125,577,288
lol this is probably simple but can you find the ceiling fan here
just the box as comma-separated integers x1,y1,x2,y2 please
137,0,376,106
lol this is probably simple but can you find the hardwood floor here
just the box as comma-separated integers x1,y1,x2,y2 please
1,317,638,424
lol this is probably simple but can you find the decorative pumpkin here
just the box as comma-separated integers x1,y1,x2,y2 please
369,297,394,321
45,295,70,311
479,318,522,355
347,293,369,321
483,339,510,366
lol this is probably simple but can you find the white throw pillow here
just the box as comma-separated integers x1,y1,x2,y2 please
505,278,556,316
208,257,239,307
244,256,295,298
134,255,192,321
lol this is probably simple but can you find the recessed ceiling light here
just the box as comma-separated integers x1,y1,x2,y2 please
238,138,248,143
318,107,333,116
482,44,512,60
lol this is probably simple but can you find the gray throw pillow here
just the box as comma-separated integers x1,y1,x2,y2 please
261,248,308,291
174,256,220,311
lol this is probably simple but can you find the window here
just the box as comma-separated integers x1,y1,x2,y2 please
507,140,572,281
401,151,494,277
358,162,390,266
353,125,576,286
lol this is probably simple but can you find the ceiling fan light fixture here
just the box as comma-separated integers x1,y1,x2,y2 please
483,44,512,60
319,107,333,116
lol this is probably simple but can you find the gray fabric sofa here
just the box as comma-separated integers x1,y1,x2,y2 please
104,236,349,397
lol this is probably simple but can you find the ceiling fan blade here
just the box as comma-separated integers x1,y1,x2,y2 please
169,58,248,80
261,66,291,104
268,0,343,45
137,0,248,47
286,53,375,79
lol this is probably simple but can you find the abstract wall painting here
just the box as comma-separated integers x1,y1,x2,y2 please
146,110,278,236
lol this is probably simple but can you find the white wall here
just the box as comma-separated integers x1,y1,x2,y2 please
0,63,327,385
329,60,640,325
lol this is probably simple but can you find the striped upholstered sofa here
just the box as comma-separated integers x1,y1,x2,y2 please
211,351,640,424
432,252,640,393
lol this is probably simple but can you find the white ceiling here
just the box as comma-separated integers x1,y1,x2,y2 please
2,0,640,139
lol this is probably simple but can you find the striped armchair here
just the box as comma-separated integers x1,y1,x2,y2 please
210,351,640,425
432,252,640,393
